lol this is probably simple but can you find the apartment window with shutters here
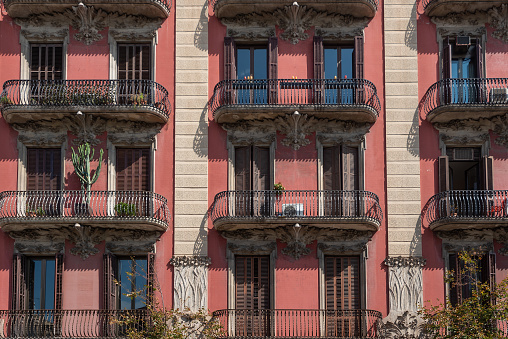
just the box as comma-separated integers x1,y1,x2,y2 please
448,252,495,305
30,44,63,81
103,253,155,310
224,37,278,105
438,147,492,191
235,256,271,337
322,145,359,217
234,146,271,217
324,256,362,337
314,36,364,104
117,44,152,105
12,254,63,310
116,148,151,191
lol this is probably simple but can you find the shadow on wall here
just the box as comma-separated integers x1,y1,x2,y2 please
193,214,208,256
194,1,208,51
405,1,417,51
407,108,420,157
409,216,422,256
193,105,208,158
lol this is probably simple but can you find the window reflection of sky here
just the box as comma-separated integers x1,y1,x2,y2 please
30,258,55,310
119,258,147,310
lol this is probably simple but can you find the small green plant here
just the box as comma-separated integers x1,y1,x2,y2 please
115,202,137,217
0,95,13,106
274,182,285,196
129,92,147,106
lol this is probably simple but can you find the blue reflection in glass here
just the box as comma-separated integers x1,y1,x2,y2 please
324,47,355,104
236,47,267,105
45,260,55,310
119,258,147,310
30,258,55,310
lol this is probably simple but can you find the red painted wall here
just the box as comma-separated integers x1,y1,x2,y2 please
208,1,388,317
0,4,175,310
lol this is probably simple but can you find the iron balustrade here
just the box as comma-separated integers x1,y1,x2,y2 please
421,78,508,119
0,309,149,338
212,309,382,338
210,79,381,118
0,190,170,229
0,79,171,120
423,190,508,227
2,0,172,14
211,0,379,12
210,190,383,226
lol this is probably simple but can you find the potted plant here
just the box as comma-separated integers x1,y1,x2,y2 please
129,92,147,106
0,95,13,106
26,203,46,217
274,182,285,196
71,142,103,216
114,202,137,217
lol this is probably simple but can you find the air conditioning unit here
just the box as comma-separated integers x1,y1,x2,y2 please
456,35,471,46
282,203,304,217
490,88,508,103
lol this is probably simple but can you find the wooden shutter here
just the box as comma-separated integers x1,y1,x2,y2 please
481,156,494,190
147,253,155,305
12,254,26,310
325,256,361,310
475,43,483,78
268,37,278,104
54,254,63,310
313,36,324,104
449,253,459,305
323,146,341,191
235,256,270,309
442,38,452,79
116,148,150,191
353,36,364,79
438,156,450,192
118,44,151,80
235,147,251,191
253,147,270,191
224,37,237,81
30,44,63,80
27,148,61,191
103,253,118,310
342,146,359,191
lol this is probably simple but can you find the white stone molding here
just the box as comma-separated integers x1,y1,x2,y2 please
170,256,211,312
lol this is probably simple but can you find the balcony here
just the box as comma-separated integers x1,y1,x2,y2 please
213,309,383,338
213,0,378,20
0,190,170,233
3,0,171,18
421,78,508,124
211,190,382,232
0,309,148,338
423,190,508,231
211,79,380,124
0,80,171,124
423,0,508,17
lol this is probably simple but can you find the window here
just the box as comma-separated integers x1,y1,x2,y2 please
103,254,154,310
27,148,61,191
234,146,271,216
116,148,151,191
30,44,63,81
438,148,493,191
324,256,362,337
224,37,278,104
118,44,151,80
235,256,270,337
323,145,359,216
12,254,63,310
448,252,495,305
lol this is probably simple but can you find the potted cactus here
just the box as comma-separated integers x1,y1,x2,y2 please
71,142,103,215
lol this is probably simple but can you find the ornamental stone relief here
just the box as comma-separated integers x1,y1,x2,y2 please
170,256,211,312
223,113,371,150
15,6,162,45
222,4,368,45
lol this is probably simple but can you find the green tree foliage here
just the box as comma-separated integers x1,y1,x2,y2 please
419,250,508,339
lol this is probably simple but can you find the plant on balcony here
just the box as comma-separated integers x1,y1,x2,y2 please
129,92,147,106
419,250,508,338
26,203,46,217
274,182,285,195
70,84,114,105
0,95,13,106
71,143,103,211
115,202,137,217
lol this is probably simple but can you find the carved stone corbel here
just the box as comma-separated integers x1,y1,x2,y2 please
489,4,508,43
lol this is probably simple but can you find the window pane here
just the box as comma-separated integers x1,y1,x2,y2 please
119,258,147,310
33,260,42,309
324,48,338,79
253,48,267,79
45,260,55,310
341,48,354,79
135,259,147,309
237,49,250,79
119,260,132,309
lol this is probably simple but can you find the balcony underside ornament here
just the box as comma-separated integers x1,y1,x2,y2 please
221,4,368,45
223,114,370,150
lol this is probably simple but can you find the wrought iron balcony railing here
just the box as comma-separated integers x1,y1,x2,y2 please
212,0,378,20
423,190,508,230
210,79,380,124
0,190,170,231
0,309,148,338
422,0,508,17
3,0,171,18
421,78,508,123
211,190,383,231
212,309,382,338
0,79,171,124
